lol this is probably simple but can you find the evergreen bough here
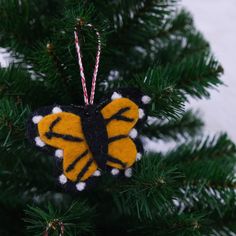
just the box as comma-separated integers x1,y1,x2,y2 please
0,0,234,235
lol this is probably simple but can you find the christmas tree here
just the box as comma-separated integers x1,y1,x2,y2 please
1,0,236,235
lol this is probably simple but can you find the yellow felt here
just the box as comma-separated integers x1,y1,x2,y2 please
38,112,97,182
101,98,139,170
101,98,139,137
38,113,85,149
37,98,140,181
107,137,137,169
63,148,97,181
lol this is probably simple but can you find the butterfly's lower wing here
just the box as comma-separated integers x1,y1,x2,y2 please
27,106,98,191
101,90,147,172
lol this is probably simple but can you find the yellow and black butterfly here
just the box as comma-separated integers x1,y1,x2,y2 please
27,89,151,191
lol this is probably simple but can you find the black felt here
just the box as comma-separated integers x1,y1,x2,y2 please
80,105,108,170
49,117,61,129
26,88,148,192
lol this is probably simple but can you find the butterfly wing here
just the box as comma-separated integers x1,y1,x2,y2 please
27,106,98,191
101,90,147,172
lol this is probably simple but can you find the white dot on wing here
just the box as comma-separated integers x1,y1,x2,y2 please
52,107,62,114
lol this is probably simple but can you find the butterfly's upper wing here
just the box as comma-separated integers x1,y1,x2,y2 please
27,106,98,186
100,89,148,170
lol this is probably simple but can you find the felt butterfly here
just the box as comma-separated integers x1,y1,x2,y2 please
27,89,150,191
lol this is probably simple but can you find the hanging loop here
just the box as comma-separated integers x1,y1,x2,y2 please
74,20,101,105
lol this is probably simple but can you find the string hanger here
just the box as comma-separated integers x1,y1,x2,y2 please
74,19,101,105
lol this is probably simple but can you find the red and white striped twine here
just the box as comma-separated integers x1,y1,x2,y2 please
74,22,101,105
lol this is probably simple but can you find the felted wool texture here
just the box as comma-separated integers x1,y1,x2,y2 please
101,97,139,137
100,88,149,129
37,98,139,173
101,97,139,169
27,88,148,191
80,105,108,170
38,112,98,182
107,137,137,169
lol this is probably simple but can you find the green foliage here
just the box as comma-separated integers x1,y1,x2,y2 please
0,0,234,235
165,134,236,164
134,67,185,119
0,0,62,52
112,156,183,219
143,110,204,141
24,202,95,236
0,97,30,147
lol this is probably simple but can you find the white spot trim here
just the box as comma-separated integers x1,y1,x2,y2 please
59,174,67,184
55,149,63,159
52,106,62,114
111,168,120,175
138,108,145,119
35,136,45,147
32,115,43,124
111,92,122,100
136,153,142,161
76,182,86,191
124,168,132,178
93,170,101,177
141,95,151,104
129,129,138,139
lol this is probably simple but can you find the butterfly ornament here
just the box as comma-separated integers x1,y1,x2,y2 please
27,22,151,191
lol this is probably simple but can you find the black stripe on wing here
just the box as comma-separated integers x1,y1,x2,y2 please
107,155,127,168
44,117,83,143
76,158,94,181
45,132,84,142
65,149,89,173
105,107,134,124
108,135,127,143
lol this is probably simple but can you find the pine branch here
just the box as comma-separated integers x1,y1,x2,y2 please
104,9,223,104
99,135,236,223
175,53,223,99
181,156,236,187
102,0,178,79
179,186,236,215
0,0,62,47
134,67,185,119
24,201,95,236
0,97,29,147
28,3,108,104
0,144,54,206
128,212,207,236
165,134,236,164
210,219,236,236
143,110,204,141
99,155,183,220
0,65,57,108
93,0,177,30
175,186,236,236
0,0,233,235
